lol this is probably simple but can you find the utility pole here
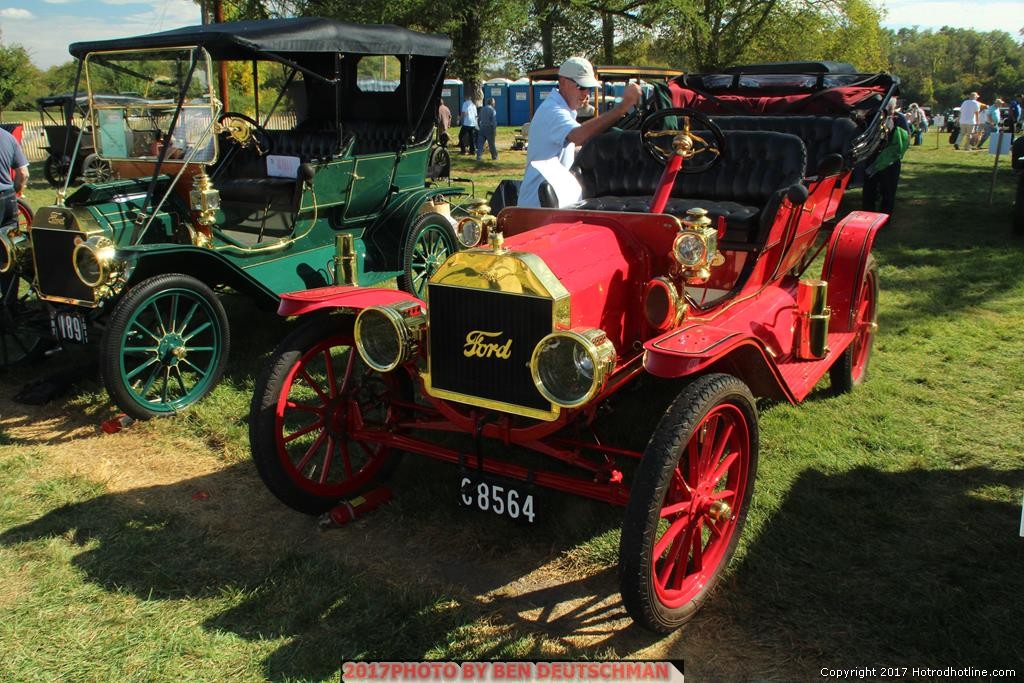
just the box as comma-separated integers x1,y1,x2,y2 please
214,0,229,109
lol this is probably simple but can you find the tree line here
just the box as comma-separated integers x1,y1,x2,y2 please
1,2,1022,116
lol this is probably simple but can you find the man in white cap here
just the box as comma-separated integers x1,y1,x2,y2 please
518,56,642,208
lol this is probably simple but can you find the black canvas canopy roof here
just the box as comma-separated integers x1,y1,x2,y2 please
69,17,452,60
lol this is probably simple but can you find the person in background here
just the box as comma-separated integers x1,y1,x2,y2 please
863,99,909,216
437,98,452,148
518,57,641,208
956,92,981,150
576,99,596,122
1010,94,1022,133
476,98,498,161
907,103,928,145
0,126,29,226
978,98,1003,149
459,94,478,155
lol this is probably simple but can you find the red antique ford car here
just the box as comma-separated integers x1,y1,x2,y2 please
248,62,898,632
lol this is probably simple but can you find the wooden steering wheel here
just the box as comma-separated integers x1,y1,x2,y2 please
641,107,725,174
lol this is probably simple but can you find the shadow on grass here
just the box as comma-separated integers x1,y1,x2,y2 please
0,456,657,678
721,465,1024,669
1,456,1021,677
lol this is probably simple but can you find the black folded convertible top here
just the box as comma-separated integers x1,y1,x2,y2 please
69,17,452,60
722,61,857,75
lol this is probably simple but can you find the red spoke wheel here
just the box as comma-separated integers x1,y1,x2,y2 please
619,373,757,633
249,314,408,515
830,255,879,394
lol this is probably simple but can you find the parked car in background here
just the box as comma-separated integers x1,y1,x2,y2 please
249,61,897,633
0,18,480,420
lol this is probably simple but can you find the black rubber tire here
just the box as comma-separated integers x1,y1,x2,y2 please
619,373,758,633
248,314,407,515
428,145,451,179
100,274,230,420
829,255,879,394
43,155,68,188
0,272,48,368
396,212,458,298
81,153,111,183
16,198,32,230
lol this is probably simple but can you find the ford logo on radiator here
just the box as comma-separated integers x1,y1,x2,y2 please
463,330,513,360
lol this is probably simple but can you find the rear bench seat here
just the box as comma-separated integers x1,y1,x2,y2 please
344,121,411,155
710,115,859,177
571,128,807,246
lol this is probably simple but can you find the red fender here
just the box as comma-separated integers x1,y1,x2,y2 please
277,286,425,317
643,323,794,403
822,210,888,332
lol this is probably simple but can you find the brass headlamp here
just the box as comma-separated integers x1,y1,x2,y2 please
672,207,722,284
0,226,31,275
454,200,495,248
72,235,119,288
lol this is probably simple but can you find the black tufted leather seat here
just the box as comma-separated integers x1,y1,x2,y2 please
269,130,345,160
215,129,345,210
345,121,411,155
710,116,859,176
571,129,807,245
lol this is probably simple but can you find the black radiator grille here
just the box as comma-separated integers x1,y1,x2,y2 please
31,227,94,304
428,283,552,412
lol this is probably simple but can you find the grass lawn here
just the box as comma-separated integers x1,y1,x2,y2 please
2,127,1022,681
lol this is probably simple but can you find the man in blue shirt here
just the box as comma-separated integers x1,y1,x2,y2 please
518,57,641,208
0,127,29,226
477,98,498,161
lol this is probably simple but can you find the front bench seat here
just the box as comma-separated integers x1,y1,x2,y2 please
571,129,807,245
215,129,345,210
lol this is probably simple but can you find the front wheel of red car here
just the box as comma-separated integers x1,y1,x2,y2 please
619,373,758,633
248,314,408,515
829,255,879,394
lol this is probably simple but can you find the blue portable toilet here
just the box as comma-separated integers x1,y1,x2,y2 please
441,79,462,119
483,78,511,126
508,77,531,126
532,80,558,115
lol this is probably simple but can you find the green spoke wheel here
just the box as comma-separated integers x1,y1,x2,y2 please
101,274,229,419
397,212,458,299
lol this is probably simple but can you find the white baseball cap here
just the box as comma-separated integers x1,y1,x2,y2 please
558,57,599,89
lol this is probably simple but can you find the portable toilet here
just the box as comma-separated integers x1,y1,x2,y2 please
532,80,558,115
508,77,531,126
483,78,511,126
441,79,462,118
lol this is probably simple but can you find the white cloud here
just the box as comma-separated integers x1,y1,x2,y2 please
19,0,200,69
881,0,1024,33
0,8,34,19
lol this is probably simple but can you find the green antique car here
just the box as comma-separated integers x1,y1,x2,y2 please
0,18,482,419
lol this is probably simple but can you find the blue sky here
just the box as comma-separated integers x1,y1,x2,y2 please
1,0,1023,70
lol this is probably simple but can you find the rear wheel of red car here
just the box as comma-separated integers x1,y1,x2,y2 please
397,212,457,299
829,255,879,394
619,373,758,633
249,314,408,515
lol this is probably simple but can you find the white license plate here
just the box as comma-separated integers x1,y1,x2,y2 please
51,310,88,344
459,473,536,523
